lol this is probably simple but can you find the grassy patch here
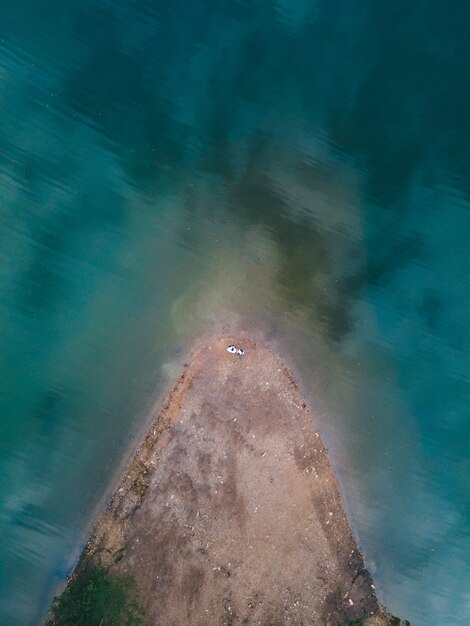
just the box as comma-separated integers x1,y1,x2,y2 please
47,565,145,626
131,467,150,498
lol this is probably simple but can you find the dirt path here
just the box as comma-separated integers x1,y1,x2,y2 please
81,337,389,625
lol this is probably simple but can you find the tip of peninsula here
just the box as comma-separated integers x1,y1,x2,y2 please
55,337,404,626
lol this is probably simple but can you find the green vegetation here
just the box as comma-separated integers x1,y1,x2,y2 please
47,565,145,626
131,467,150,498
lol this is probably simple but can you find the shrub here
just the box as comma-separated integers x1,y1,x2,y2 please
47,565,145,626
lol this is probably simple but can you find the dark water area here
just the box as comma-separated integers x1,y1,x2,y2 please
0,1,469,624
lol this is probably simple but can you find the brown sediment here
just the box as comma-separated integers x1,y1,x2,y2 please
74,337,390,625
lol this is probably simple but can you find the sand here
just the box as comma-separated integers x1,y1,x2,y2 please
75,337,390,625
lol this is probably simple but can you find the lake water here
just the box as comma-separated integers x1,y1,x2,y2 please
0,1,469,624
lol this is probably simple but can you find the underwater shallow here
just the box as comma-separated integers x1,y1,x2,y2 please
0,1,469,624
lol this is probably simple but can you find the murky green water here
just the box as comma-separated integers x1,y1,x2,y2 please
1,2,469,624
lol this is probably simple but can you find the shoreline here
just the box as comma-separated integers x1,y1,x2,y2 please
51,337,401,625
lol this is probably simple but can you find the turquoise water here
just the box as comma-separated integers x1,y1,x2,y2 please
0,1,469,624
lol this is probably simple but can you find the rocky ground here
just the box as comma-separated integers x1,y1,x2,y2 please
78,337,390,626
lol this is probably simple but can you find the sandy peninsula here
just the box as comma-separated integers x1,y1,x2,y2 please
64,337,397,625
